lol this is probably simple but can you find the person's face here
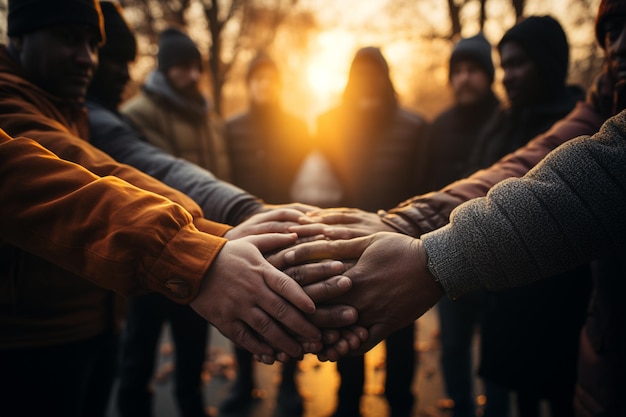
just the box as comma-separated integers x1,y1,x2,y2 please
350,61,388,110
500,41,542,108
89,54,131,109
16,24,99,101
248,66,280,106
604,16,626,84
166,60,202,97
450,60,491,106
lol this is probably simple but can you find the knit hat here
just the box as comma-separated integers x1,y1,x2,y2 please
449,33,495,82
157,27,202,72
246,52,280,83
8,0,104,42
99,1,136,61
595,0,626,49
498,16,569,91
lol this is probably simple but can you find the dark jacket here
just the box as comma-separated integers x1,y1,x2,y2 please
317,106,426,211
86,98,261,226
380,101,605,237
225,105,310,204
0,45,229,348
418,91,500,192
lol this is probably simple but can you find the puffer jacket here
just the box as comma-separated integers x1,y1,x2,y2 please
122,70,231,181
380,101,606,237
0,45,230,348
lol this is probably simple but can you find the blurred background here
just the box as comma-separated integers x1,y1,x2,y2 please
0,0,603,126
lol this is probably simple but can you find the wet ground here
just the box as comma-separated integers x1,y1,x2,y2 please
106,307,489,417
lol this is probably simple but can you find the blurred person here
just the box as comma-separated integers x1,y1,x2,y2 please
84,4,253,416
281,104,626,417
316,46,426,417
290,2,626,415
418,33,503,417
220,52,311,417
122,26,230,177
116,24,231,417
467,17,591,417
316,17,591,417
0,1,358,415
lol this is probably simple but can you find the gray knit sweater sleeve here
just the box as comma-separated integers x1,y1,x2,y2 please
421,110,626,298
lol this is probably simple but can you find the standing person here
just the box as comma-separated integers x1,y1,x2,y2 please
316,46,426,417
220,52,311,417
0,1,353,416
419,34,504,417
114,26,228,417
298,2,625,413
471,17,591,417
122,26,231,179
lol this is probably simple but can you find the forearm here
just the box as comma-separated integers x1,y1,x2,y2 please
422,114,626,298
0,133,224,302
89,115,262,225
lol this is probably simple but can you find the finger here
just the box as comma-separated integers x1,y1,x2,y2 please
301,275,352,302
245,232,298,253
307,305,358,328
289,223,327,237
322,226,365,239
262,264,317,315
283,237,371,265
244,307,305,358
308,211,361,225
285,260,345,285
322,329,340,345
256,208,312,223
345,324,386,356
221,320,276,358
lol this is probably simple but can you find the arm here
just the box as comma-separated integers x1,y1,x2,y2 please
380,102,606,237
87,102,262,225
282,109,626,358
0,130,343,358
422,110,626,297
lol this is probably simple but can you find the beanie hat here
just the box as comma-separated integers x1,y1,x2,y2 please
449,33,495,82
157,28,202,72
498,16,569,92
99,1,136,61
8,0,104,42
595,0,626,49
246,52,280,83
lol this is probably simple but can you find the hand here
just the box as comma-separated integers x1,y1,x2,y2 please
190,232,320,362
282,232,445,357
296,207,397,239
224,208,319,240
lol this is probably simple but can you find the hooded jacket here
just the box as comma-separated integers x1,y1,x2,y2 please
121,70,231,181
317,47,426,211
0,45,230,348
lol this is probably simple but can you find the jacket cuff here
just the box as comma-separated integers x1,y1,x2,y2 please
147,224,227,304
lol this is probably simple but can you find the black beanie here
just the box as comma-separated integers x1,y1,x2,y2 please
99,1,136,61
595,0,626,49
246,52,280,83
449,33,495,82
499,16,569,93
8,0,104,42
157,28,202,72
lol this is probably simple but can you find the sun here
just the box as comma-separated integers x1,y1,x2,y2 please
304,29,357,116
